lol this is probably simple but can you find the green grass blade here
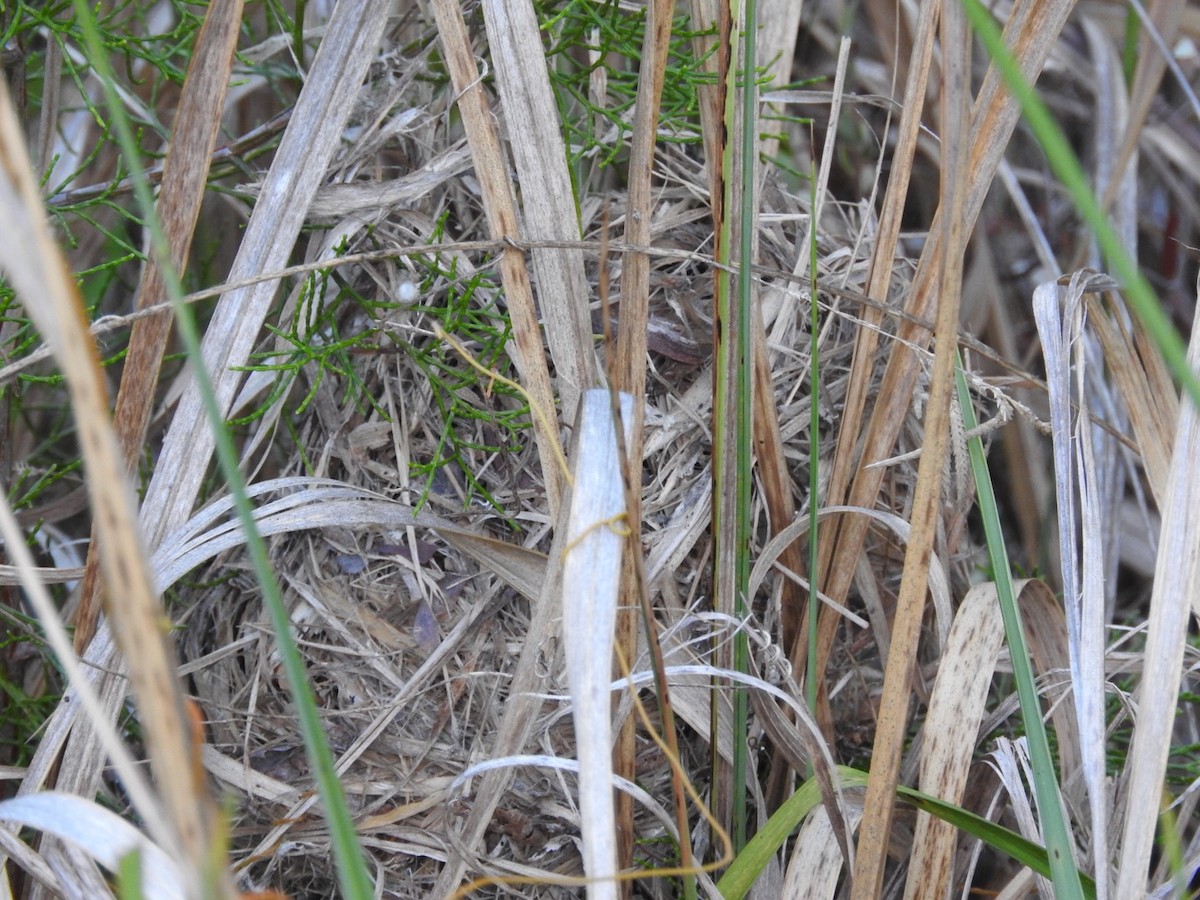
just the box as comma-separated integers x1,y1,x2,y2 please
116,849,145,900
717,773,824,900
716,766,1097,900
69,5,373,896
955,357,1084,900
895,781,1097,900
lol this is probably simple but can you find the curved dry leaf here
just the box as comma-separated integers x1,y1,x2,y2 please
0,792,183,900
150,478,547,602
750,505,952,655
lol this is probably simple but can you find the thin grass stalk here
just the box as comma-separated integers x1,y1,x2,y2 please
612,2,675,884
804,148,821,726
814,0,938,624
73,0,243,653
709,0,739,839
69,2,373,895
599,230,697,898
803,0,939,739
955,356,1085,900
850,2,972,892
729,0,759,853
960,0,1200,410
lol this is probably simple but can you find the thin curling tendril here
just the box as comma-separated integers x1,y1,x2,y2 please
434,323,573,489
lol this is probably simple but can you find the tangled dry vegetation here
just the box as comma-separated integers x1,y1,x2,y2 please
1,0,1200,898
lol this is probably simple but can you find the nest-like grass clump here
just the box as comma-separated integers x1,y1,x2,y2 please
169,115,953,896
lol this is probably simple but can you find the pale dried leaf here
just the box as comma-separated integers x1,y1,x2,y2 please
905,581,1006,900
562,390,632,898
1115,291,1200,897
138,0,392,548
0,793,183,900
783,801,864,900
481,0,598,425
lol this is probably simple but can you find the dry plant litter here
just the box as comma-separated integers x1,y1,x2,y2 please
0,1,1198,898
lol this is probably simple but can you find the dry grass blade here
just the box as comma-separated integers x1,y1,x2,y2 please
480,0,598,425
817,0,939,633
904,581,1007,898
0,78,223,893
613,2,674,873
1114,289,1200,897
1088,291,1177,505
807,0,942,736
817,0,1080,747
562,390,632,899
616,1,672,418
708,0,749,840
751,317,806,642
851,1,972,893
429,0,565,516
137,0,391,549
1034,271,1123,895
73,0,245,652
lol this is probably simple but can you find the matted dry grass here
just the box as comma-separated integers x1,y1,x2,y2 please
1,1,1199,898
